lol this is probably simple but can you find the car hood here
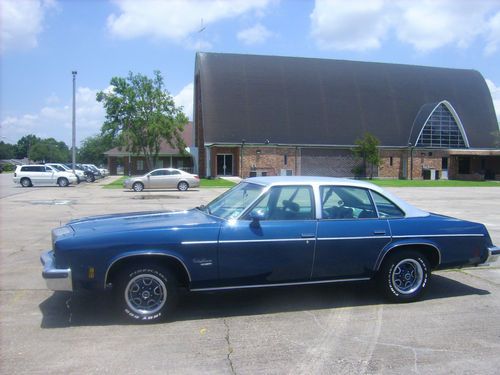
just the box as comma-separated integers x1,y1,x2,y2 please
67,209,218,235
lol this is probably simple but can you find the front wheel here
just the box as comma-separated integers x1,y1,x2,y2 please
115,264,178,323
132,182,144,192
58,177,69,187
378,250,430,302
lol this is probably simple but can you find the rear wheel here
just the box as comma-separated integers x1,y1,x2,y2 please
85,174,95,183
115,264,178,323
58,177,69,187
378,250,430,302
133,182,144,192
20,178,32,187
177,181,189,191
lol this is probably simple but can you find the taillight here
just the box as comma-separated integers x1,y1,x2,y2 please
194,175,200,179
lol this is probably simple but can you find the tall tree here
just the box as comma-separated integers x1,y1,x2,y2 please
96,71,188,171
29,138,70,163
353,133,381,179
78,134,115,166
0,141,16,159
15,134,41,159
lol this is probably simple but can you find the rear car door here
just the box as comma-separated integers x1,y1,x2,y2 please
312,186,391,279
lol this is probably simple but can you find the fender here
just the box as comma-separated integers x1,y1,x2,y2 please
103,249,192,288
374,238,442,271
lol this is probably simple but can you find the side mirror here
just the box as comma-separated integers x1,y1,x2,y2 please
249,210,265,228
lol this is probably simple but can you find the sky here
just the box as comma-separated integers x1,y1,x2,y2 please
1,0,500,147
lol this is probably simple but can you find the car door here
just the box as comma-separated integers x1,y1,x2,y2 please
218,185,318,286
312,186,391,279
147,169,166,188
40,166,56,185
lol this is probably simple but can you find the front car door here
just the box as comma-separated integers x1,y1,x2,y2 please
313,185,392,280
147,169,167,188
218,185,317,287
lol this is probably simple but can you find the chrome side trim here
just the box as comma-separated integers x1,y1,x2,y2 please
190,277,371,292
392,234,484,239
104,252,192,288
182,240,218,245
375,242,442,271
40,250,73,292
319,236,391,241
220,238,313,244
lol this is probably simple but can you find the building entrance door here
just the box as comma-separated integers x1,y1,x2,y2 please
217,154,233,176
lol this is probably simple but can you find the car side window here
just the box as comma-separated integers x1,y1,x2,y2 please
320,186,377,219
170,170,181,175
371,191,405,218
150,170,164,176
247,185,315,221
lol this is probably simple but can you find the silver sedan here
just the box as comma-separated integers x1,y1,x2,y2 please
123,168,200,192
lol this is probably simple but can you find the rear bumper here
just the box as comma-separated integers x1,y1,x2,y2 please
40,250,73,291
486,245,500,264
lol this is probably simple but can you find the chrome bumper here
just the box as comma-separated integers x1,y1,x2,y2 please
41,250,73,291
486,245,500,264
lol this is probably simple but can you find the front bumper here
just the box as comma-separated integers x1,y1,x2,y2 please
486,245,500,264
40,250,73,291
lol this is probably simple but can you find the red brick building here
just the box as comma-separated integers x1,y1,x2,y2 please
105,122,195,175
193,53,500,180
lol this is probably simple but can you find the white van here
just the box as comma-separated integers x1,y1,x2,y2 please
13,165,78,187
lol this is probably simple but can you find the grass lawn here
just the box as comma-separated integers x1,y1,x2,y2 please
103,176,236,189
367,179,500,187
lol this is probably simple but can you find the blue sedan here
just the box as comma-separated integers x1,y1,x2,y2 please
41,177,499,322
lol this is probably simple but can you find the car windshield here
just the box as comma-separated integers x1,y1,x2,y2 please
202,182,265,220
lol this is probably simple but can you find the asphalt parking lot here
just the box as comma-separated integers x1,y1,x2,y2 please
1,173,499,374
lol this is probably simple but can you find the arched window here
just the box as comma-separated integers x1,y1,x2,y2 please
415,101,468,148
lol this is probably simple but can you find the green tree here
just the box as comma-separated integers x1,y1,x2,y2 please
96,71,188,171
353,133,381,179
0,141,16,159
15,134,41,159
78,134,115,165
29,138,70,163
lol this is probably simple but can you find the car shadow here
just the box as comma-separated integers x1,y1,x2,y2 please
39,274,490,328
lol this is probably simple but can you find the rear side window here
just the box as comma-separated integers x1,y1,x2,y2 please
320,186,377,219
21,166,44,172
371,191,405,218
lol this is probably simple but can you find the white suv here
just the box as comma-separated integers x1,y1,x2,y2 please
46,163,85,183
13,165,78,187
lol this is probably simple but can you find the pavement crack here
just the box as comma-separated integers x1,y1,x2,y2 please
65,296,72,325
223,318,236,375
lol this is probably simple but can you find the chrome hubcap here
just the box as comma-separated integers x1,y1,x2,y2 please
125,274,167,315
392,258,423,294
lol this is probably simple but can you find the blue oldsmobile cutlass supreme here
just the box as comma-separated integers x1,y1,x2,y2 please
41,177,500,322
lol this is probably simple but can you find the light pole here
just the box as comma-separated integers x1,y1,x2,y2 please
72,71,77,174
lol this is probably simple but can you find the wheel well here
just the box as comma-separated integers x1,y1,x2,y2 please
133,181,143,186
379,244,440,270
106,255,190,288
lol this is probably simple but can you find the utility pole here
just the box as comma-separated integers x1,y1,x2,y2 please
72,71,77,174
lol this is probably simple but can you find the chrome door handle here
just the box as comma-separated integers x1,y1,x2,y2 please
373,230,386,235
301,233,316,238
